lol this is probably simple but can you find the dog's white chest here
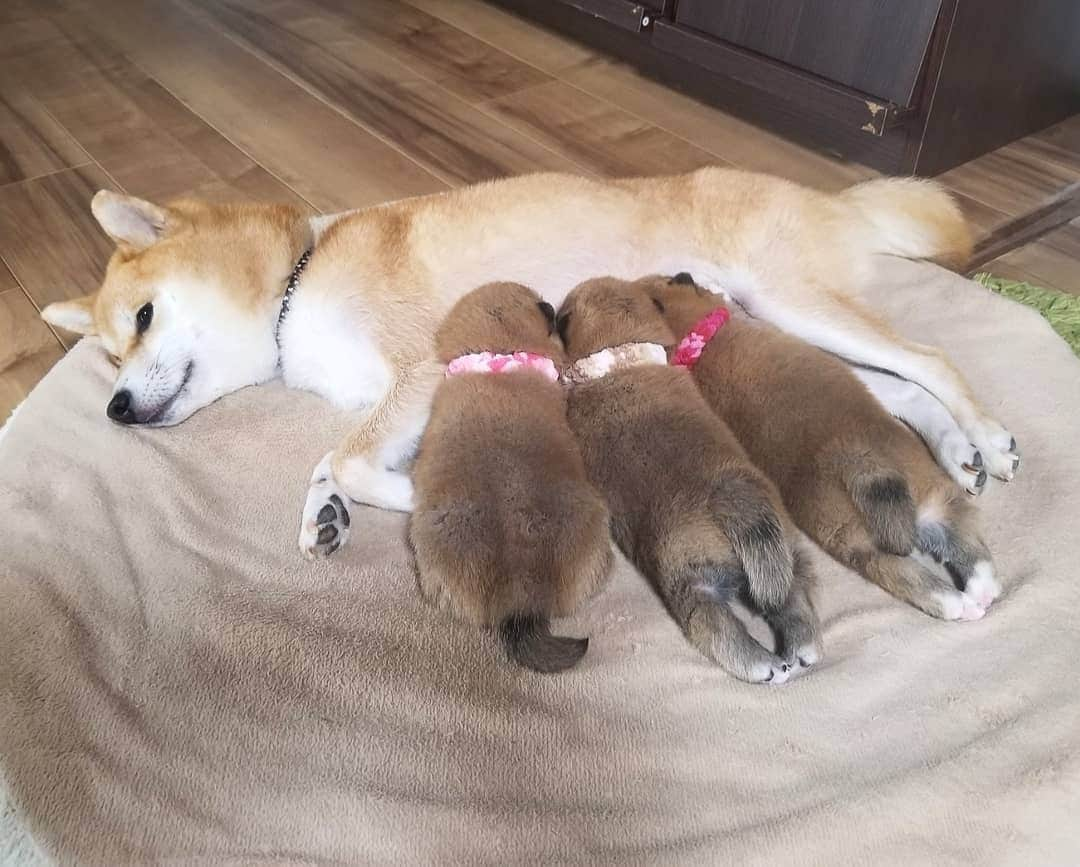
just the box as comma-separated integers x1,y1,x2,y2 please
278,294,392,411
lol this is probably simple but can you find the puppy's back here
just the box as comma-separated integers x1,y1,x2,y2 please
410,283,611,673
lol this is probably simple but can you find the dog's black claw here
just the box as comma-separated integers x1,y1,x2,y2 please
1009,437,1017,452
798,656,812,668
976,469,987,487
326,540,340,556
317,504,336,525
1012,455,1021,471
781,663,791,673
972,450,983,468
329,494,350,527
763,670,774,682
317,525,338,545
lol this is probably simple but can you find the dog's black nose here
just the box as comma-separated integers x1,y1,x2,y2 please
107,390,137,424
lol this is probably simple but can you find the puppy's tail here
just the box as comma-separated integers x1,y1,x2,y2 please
711,475,794,612
500,615,588,674
841,177,973,269
842,459,918,556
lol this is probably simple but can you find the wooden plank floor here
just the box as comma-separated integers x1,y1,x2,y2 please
1,0,1078,423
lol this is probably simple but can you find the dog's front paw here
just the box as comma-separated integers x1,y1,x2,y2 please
298,452,352,559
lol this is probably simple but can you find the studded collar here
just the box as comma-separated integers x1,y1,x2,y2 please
275,248,313,356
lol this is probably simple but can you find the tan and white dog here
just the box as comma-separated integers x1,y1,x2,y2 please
40,168,1017,557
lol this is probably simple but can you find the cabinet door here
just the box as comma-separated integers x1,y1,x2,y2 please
675,0,942,106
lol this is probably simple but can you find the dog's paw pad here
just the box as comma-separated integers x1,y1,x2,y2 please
965,467,988,497
299,453,352,559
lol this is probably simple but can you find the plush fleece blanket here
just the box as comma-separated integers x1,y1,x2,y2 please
1,258,1078,865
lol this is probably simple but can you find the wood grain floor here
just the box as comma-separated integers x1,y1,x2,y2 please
1,0,1078,423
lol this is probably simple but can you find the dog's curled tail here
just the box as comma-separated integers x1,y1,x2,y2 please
711,475,794,612
500,614,588,674
842,460,918,556
842,177,973,269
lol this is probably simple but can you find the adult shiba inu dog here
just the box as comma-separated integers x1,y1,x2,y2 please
555,277,821,684
40,168,1018,556
409,281,611,673
648,273,998,622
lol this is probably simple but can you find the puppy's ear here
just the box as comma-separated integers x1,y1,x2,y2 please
537,300,556,334
91,190,171,252
555,310,572,345
670,272,695,285
41,294,98,336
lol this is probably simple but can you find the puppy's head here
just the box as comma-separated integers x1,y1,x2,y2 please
641,272,728,338
555,277,676,361
435,281,564,363
40,191,309,426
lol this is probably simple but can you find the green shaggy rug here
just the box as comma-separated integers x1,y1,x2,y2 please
973,273,1080,357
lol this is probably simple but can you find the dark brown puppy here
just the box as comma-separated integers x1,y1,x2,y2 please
556,277,821,684
649,273,998,621
409,281,612,673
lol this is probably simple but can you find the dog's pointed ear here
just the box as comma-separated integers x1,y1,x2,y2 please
555,310,572,345
91,190,171,251
41,294,98,336
537,300,556,334
670,272,695,285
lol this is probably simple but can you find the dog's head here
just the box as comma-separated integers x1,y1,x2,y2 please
41,191,309,426
641,272,728,337
435,281,564,363
555,276,676,361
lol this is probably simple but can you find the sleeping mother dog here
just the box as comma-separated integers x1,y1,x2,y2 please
39,168,1018,556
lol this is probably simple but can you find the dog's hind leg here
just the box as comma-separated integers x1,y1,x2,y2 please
914,491,999,609
661,560,791,684
732,281,1018,483
298,360,442,558
686,602,792,684
760,544,822,672
844,543,985,622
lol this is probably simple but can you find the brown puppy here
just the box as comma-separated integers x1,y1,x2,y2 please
649,273,998,621
409,282,612,673
556,277,821,684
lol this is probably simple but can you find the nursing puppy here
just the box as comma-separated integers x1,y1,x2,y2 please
409,282,612,673
556,278,820,684
649,273,998,621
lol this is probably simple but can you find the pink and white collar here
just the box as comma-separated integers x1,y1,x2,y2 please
671,307,730,369
561,341,668,385
445,351,559,383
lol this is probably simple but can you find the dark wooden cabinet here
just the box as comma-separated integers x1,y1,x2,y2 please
674,0,941,107
488,0,1080,176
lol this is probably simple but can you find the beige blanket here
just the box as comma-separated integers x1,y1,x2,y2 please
1,258,1079,865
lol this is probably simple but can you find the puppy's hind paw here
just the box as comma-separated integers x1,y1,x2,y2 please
299,452,353,559
749,657,792,685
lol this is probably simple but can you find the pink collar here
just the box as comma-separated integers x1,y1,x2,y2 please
671,307,730,369
445,351,559,383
